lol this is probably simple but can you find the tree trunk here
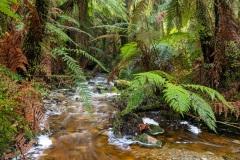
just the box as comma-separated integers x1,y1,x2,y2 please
196,0,215,64
211,0,240,88
23,0,49,75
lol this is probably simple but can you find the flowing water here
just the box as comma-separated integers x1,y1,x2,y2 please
25,74,240,160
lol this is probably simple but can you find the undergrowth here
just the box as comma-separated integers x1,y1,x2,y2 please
119,70,234,132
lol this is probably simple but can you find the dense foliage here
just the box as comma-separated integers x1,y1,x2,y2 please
0,0,239,158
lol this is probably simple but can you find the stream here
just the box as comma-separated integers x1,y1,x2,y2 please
25,74,240,160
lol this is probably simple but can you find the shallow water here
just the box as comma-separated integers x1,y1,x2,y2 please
25,74,240,160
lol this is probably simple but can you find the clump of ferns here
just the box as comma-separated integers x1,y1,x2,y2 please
120,70,233,132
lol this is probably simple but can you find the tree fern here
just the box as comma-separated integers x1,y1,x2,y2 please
163,83,191,114
130,0,150,24
120,70,233,131
165,0,182,33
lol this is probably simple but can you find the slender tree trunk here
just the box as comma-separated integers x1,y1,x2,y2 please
77,0,89,47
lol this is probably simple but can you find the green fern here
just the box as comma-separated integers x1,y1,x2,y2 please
121,42,141,60
133,72,166,87
0,65,23,81
63,48,109,73
121,87,144,116
0,0,21,21
130,0,150,24
52,48,92,112
150,70,174,82
163,83,190,114
121,71,166,116
182,84,234,109
189,91,216,132
120,71,233,132
47,22,77,44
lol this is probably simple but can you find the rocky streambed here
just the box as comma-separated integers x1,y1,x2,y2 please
24,74,240,160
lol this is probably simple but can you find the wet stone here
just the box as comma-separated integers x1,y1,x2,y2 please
149,124,164,135
136,133,162,148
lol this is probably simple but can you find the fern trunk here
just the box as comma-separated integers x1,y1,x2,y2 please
196,0,215,64
23,0,49,74
210,0,240,89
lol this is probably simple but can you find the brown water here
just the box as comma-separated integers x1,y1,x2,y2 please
25,75,240,160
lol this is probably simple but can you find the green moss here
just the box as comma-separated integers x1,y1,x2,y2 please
149,124,164,135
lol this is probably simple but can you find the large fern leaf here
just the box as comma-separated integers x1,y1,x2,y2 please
121,71,166,116
53,48,92,112
182,84,233,109
0,0,21,21
130,0,150,24
121,87,144,116
189,92,217,132
133,72,166,88
163,83,191,114
63,48,109,73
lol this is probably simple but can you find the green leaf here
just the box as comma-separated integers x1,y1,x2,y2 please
182,84,234,109
163,83,190,114
189,92,217,132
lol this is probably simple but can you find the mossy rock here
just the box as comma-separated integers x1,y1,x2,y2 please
136,133,162,148
110,86,118,93
99,89,108,94
114,80,131,90
149,124,164,135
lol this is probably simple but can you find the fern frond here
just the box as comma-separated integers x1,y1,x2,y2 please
59,14,80,27
150,70,174,82
46,22,77,44
121,87,144,116
63,48,109,73
121,71,166,116
56,23,93,39
133,72,165,88
130,0,150,24
182,84,234,109
52,48,92,113
163,83,191,114
121,42,140,59
0,0,21,21
165,0,182,32
189,92,217,132
0,32,29,73
93,0,128,21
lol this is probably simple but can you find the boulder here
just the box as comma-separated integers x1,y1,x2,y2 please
149,124,164,135
136,133,162,148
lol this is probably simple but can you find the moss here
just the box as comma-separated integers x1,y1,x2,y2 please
149,124,164,135
137,133,162,148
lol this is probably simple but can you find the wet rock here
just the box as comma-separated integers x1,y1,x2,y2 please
136,133,162,148
232,140,240,144
149,124,164,135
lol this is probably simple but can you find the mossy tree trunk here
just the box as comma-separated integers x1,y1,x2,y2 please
23,0,49,75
